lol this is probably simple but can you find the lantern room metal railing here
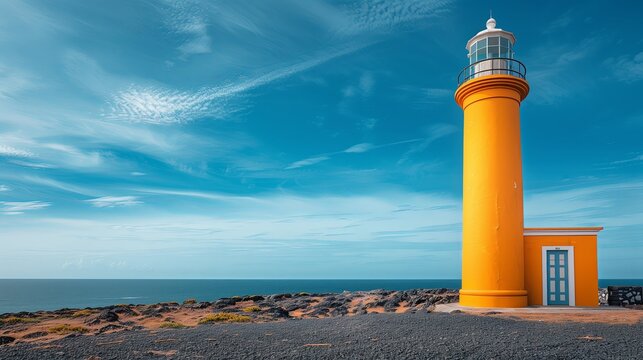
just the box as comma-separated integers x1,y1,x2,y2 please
457,58,526,86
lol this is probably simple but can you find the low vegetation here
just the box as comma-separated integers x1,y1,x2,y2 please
48,324,89,335
71,309,94,318
159,321,187,329
242,306,261,313
183,298,197,305
0,317,40,326
198,313,251,324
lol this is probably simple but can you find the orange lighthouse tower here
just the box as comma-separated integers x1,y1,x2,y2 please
455,17,529,307
455,18,603,308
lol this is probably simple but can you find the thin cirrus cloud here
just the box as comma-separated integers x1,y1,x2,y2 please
0,144,34,158
344,143,374,153
106,45,364,124
605,51,643,83
282,125,453,170
286,138,425,170
105,0,453,125
285,156,331,170
86,196,143,208
337,0,452,35
0,189,462,278
163,0,213,57
0,201,50,215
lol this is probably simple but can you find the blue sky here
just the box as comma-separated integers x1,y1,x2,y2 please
0,0,641,279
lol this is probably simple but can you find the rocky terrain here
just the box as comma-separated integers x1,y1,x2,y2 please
1,311,641,360
0,288,458,346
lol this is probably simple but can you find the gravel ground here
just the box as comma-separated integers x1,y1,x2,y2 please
1,312,641,359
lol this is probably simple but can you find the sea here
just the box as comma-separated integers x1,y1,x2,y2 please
1,279,641,315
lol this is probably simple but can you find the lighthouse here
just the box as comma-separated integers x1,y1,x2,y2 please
455,17,602,308
455,17,529,308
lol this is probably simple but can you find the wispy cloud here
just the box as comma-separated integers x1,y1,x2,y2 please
163,0,213,57
339,0,452,35
286,156,330,170
342,72,375,98
107,45,364,124
605,52,643,83
13,175,97,197
398,124,457,164
542,9,574,34
286,137,424,170
133,188,257,202
176,17,211,57
1,190,461,277
0,133,105,170
526,36,602,104
425,88,451,99
525,181,643,228
106,0,454,125
107,86,222,125
0,144,33,157
0,201,50,215
344,143,374,153
86,196,142,208
611,154,643,165
0,64,38,99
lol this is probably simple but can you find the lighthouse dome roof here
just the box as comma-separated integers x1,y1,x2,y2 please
466,17,516,50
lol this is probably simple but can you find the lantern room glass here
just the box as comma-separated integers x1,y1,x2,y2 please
469,36,513,65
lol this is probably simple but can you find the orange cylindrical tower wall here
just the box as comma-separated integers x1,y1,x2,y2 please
455,75,529,307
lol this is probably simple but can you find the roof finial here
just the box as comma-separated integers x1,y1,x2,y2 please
486,15,496,30
490,9,492,19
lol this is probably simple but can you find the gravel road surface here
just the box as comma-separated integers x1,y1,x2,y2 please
1,312,640,359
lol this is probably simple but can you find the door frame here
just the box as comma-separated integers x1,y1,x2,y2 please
541,246,575,306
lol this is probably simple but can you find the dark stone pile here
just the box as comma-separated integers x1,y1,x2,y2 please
607,286,643,306
598,288,608,305
208,288,459,321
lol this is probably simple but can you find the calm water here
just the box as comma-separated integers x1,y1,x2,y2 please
1,279,641,314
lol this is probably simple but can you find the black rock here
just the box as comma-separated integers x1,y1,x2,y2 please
308,307,329,317
330,306,349,317
98,324,124,334
241,295,265,302
97,309,119,322
369,289,394,296
317,298,348,309
256,300,275,308
85,318,101,326
409,296,427,306
213,298,239,309
264,307,290,318
367,298,388,308
282,300,309,312
111,306,137,316
0,336,15,345
425,295,438,305
269,293,293,301
354,307,368,315
140,307,162,318
183,302,211,309
383,299,400,312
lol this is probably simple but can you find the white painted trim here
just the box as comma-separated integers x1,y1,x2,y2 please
541,246,576,306
525,230,601,236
